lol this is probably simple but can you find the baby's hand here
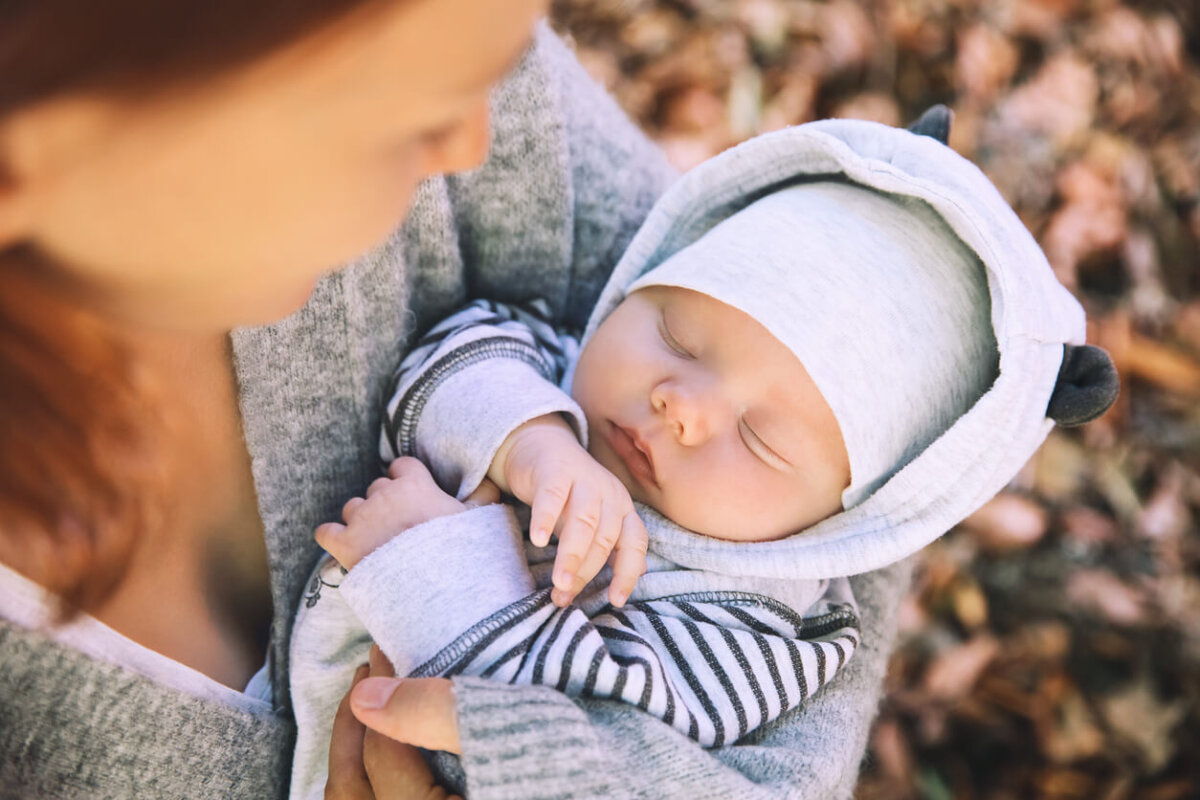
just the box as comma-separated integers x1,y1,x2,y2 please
493,415,648,608
316,457,495,570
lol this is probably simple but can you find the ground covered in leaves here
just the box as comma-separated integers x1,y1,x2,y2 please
550,2,1199,797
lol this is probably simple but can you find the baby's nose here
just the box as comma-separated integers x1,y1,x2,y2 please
652,380,713,446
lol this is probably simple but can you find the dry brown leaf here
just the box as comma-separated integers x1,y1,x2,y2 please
1065,569,1149,626
1125,332,1200,399
1002,0,1086,39
619,9,680,57
1035,768,1100,799
1174,302,1200,355
1059,505,1118,546
736,0,789,58
1043,161,1126,287
656,133,722,171
952,577,989,629
1135,463,1192,541
996,53,1098,148
1031,431,1091,502
816,0,877,74
962,493,1049,553
1100,678,1188,773
829,92,900,126
1039,688,1106,763
869,716,915,793
661,85,726,133
922,634,1000,702
759,72,818,131
956,23,1020,103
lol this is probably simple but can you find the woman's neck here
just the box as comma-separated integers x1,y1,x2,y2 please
90,329,274,689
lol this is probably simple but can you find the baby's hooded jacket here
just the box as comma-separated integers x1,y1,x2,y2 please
287,116,1108,800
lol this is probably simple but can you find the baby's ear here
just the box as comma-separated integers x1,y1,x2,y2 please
1046,344,1119,426
906,105,953,145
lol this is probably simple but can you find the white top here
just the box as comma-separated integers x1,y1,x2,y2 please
0,560,272,712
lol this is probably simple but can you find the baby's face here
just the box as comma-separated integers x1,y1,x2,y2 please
572,285,850,542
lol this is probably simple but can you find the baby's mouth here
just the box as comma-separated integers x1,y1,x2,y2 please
608,421,659,489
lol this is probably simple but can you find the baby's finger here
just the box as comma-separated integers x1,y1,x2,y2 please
387,456,429,480
528,481,571,548
607,513,649,608
565,504,623,602
551,493,604,600
341,496,365,523
365,477,392,498
314,521,347,553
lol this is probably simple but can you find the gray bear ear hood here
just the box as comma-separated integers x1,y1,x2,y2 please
577,117,1112,580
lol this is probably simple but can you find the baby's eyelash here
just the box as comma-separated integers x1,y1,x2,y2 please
658,316,693,358
740,418,792,470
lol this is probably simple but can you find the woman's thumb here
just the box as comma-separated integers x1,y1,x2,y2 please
351,677,461,754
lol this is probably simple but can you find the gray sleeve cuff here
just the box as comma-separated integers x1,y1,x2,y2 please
413,357,587,499
338,503,535,677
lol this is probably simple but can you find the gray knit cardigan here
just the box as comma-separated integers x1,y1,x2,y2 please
0,25,909,800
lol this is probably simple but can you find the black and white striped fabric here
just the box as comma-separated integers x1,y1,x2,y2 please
410,587,859,748
380,298,576,464
376,298,861,747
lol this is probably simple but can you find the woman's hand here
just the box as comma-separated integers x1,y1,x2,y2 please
326,648,462,800
349,648,461,756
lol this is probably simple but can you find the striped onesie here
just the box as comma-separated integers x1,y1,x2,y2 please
288,299,862,797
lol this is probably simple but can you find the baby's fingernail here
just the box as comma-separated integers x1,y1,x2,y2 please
553,569,573,590
551,589,570,606
353,677,402,710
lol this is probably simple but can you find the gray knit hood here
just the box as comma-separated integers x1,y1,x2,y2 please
575,115,1114,580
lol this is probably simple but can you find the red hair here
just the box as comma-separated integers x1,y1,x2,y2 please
0,0,379,612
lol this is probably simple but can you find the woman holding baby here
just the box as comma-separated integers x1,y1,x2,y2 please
0,0,906,797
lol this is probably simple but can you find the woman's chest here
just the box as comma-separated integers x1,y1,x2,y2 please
94,335,274,689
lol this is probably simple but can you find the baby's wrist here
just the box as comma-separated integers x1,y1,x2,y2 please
491,414,580,492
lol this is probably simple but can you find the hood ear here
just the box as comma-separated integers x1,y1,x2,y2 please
1046,344,1119,426
906,104,953,145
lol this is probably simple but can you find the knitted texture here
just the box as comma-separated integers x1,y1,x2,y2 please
0,24,902,800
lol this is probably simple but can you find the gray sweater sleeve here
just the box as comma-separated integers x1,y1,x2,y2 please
450,30,902,800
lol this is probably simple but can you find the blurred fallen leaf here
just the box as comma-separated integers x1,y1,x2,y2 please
923,634,1000,701
830,92,900,126
817,0,877,74
1039,687,1106,763
869,716,915,796
1125,333,1200,399
962,493,1049,553
1043,161,1127,288
996,53,1098,148
1059,505,1119,546
1065,569,1149,626
727,64,763,139
951,577,989,629
1136,463,1192,541
956,23,1020,103
1099,677,1187,773
1032,431,1091,503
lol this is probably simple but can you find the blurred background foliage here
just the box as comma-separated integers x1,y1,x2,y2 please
549,2,1199,798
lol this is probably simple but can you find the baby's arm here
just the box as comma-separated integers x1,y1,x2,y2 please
338,523,861,748
487,413,647,607
382,299,646,606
